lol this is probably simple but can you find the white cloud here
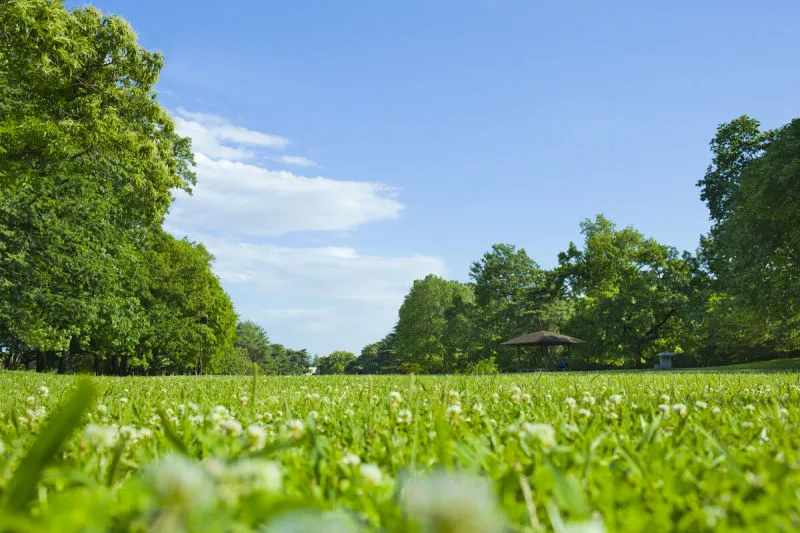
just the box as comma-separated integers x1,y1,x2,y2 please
167,153,403,237
168,110,402,237
166,109,435,354
201,237,448,354
277,155,320,168
173,108,289,161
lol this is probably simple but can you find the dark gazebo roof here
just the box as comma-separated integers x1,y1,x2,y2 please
501,330,585,346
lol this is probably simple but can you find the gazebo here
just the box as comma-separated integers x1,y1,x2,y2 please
501,330,585,372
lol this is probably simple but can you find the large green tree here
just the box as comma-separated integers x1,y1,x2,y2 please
699,117,800,351
0,0,196,373
469,244,546,371
555,216,693,367
395,275,474,373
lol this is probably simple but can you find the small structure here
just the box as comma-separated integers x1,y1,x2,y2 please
501,331,585,372
654,352,674,370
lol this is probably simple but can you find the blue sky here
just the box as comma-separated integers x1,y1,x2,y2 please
72,0,800,356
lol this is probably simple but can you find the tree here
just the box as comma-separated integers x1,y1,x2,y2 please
234,321,271,370
701,118,800,351
395,275,474,373
346,331,399,374
469,244,546,371
554,216,693,367
0,0,196,373
315,350,356,375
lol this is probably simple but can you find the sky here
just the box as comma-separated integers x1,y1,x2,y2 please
70,0,800,357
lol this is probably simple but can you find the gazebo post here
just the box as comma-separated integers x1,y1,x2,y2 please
516,345,521,373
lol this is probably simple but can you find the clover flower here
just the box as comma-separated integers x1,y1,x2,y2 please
84,423,118,449
148,455,215,511
38,386,49,398
396,409,413,425
340,453,361,467
521,422,556,449
402,472,506,533
359,463,383,485
287,419,305,439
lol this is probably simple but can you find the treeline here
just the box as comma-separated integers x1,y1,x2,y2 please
0,1,312,375
339,115,800,374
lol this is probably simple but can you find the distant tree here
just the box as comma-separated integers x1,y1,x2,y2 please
315,350,356,375
554,215,692,367
234,321,271,369
395,275,474,373
469,244,546,371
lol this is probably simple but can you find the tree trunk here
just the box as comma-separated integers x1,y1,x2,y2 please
58,346,71,374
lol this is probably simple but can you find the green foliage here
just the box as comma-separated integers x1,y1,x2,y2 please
234,321,271,370
554,215,693,366
315,351,356,375
394,275,474,373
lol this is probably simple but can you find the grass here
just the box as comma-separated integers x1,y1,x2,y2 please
715,357,800,371
0,370,798,532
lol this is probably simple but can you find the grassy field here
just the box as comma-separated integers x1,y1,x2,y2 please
0,371,798,532
715,358,800,371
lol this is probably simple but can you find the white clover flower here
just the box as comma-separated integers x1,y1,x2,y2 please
608,394,622,406
119,425,138,441
308,410,319,420
396,409,413,425
388,391,403,405
119,397,129,408
212,405,229,417
220,418,243,438
658,404,671,415
711,406,721,415
744,404,755,411
359,463,383,485
96,404,107,415
38,386,49,398
148,455,215,511
695,401,707,410
239,395,249,406
521,422,556,449
445,404,462,420
605,412,619,420
245,424,267,451
742,421,753,429
165,407,175,417
543,393,551,401
448,390,460,401
578,408,591,417
139,427,153,440
522,393,532,404
188,402,199,414
84,423,118,448
778,407,789,418
229,458,282,493
340,453,361,467
262,412,274,423
189,415,204,426
287,419,305,439
582,394,596,406
26,396,36,407
472,403,485,416
661,394,671,403
402,472,506,533
672,403,687,417
564,397,577,410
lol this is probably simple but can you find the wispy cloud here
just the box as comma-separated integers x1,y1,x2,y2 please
173,108,289,161
277,155,321,168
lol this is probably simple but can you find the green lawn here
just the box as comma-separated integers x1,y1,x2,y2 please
715,357,800,370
